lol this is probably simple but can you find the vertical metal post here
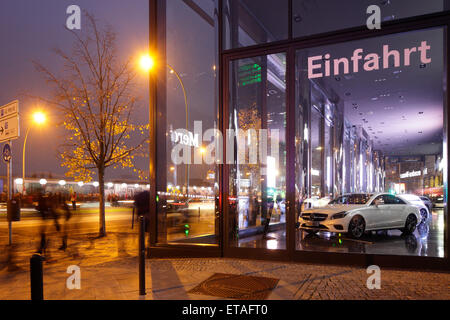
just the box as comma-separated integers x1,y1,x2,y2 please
7,140,12,245
139,216,146,296
30,254,44,300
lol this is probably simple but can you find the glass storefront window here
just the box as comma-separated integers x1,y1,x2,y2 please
223,0,289,50
292,0,448,38
295,27,446,257
156,0,219,245
228,53,287,249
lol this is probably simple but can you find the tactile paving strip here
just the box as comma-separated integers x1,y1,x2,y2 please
188,273,279,300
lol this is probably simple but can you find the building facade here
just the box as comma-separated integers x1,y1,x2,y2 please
147,0,449,270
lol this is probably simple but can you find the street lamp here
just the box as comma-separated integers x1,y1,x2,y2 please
22,111,47,194
139,54,190,195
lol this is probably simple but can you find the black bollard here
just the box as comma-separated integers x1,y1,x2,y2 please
139,215,146,296
30,254,44,300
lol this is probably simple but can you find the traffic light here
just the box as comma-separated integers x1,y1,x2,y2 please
184,224,190,236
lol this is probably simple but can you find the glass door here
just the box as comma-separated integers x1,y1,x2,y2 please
226,52,287,251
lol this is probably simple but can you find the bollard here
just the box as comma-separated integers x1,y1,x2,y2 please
30,254,44,300
198,207,201,222
139,215,146,296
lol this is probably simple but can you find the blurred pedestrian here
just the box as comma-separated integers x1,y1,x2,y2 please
58,194,72,251
36,192,49,256
134,190,149,231
71,192,77,210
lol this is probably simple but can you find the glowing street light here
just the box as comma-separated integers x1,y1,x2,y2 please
39,179,47,186
58,180,66,186
33,111,46,125
78,181,84,187
139,54,155,72
93,181,99,187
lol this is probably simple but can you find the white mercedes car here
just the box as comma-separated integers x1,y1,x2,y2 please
298,193,422,238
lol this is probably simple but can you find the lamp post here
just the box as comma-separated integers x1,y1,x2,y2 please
139,55,190,195
22,111,47,194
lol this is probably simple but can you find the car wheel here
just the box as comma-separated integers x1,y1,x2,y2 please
348,215,365,239
402,214,417,235
419,208,428,221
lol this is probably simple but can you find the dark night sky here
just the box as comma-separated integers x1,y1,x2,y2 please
0,0,149,180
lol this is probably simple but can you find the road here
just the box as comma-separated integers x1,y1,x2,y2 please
0,207,135,241
0,202,216,266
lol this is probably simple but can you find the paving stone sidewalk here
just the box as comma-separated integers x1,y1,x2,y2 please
0,230,448,300
1,256,449,300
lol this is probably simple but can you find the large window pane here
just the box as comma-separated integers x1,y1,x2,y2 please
223,0,288,49
295,28,446,258
293,0,447,38
228,53,287,249
156,0,219,245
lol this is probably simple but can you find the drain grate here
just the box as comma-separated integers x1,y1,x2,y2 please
188,273,279,300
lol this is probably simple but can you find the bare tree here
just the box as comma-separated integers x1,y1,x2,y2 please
34,13,147,236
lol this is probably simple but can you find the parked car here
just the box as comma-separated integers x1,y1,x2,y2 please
298,193,421,239
166,198,191,212
397,194,430,221
432,196,445,209
419,196,433,212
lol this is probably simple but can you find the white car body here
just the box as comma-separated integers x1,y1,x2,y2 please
302,196,331,210
299,193,421,235
396,194,430,220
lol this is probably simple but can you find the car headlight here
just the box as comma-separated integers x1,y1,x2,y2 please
331,211,348,220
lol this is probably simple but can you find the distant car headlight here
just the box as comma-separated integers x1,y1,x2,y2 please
331,211,348,220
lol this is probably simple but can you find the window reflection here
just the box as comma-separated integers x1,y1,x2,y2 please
228,53,287,249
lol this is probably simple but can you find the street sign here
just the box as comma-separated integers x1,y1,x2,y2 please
0,116,19,143
3,143,11,163
0,100,19,120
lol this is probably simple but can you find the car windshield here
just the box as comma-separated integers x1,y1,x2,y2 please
329,194,372,205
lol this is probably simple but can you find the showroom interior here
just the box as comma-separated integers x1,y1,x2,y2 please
147,0,449,269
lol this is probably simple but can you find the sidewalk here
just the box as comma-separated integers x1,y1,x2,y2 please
1,246,449,300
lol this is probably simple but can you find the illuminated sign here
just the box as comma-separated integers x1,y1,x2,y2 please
400,170,422,179
308,41,431,79
170,129,199,147
238,63,262,86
